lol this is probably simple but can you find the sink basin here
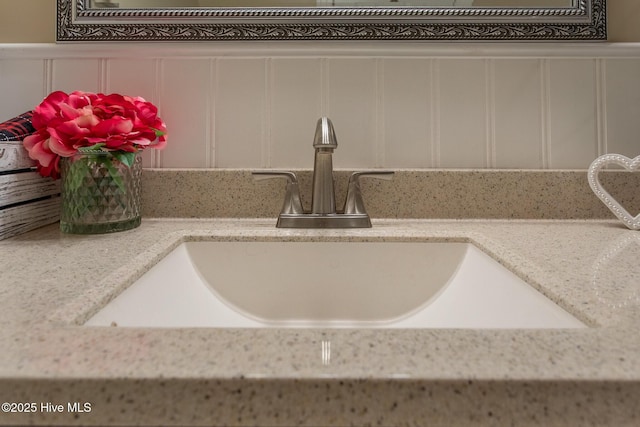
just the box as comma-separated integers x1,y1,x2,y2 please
85,240,585,329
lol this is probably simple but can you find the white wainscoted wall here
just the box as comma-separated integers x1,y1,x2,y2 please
1,42,639,170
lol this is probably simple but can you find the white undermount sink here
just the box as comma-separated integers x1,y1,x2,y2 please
85,240,585,329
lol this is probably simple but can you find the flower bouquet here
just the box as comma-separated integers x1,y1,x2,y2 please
23,91,167,234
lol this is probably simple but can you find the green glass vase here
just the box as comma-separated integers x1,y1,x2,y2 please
60,151,142,234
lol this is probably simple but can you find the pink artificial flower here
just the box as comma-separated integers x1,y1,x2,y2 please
22,90,167,179
23,129,62,179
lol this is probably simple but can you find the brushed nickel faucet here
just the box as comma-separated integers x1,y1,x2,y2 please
253,117,393,228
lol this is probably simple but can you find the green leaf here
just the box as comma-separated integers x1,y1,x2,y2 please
112,151,136,168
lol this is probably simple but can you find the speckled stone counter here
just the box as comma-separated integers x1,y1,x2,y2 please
0,218,639,426
141,169,640,220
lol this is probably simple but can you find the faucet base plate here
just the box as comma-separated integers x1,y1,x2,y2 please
276,213,372,228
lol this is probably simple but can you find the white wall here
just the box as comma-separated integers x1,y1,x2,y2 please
1,43,639,170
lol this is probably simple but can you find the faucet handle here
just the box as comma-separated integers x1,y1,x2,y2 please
252,171,304,215
343,171,394,216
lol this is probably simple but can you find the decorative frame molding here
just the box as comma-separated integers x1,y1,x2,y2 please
57,0,606,42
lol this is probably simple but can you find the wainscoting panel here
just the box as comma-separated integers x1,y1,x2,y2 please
381,58,433,168
547,59,599,169
1,43,640,170
604,59,640,158
52,59,101,95
437,59,489,168
160,58,212,168
0,59,46,119
215,58,265,168
493,59,544,169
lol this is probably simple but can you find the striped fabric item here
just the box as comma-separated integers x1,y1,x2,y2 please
0,111,36,142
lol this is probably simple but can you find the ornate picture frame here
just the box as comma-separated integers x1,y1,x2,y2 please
56,0,607,42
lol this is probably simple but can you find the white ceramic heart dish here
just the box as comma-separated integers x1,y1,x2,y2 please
588,154,640,230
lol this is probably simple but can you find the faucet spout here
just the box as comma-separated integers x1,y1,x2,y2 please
311,117,338,214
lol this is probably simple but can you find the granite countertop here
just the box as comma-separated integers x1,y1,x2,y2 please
0,218,639,426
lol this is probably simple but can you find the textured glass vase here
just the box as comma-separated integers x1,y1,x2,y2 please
60,151,142,234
